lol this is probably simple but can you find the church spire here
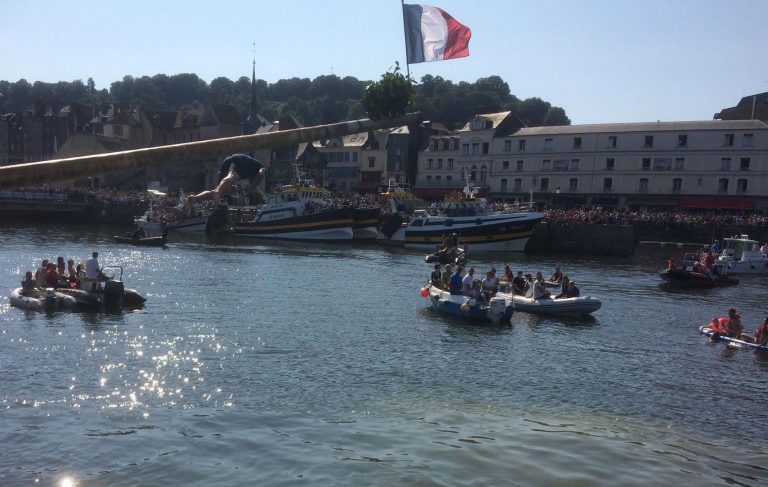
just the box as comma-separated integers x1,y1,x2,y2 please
250,42,257,123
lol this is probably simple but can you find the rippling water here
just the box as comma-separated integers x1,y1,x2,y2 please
1,224,767,486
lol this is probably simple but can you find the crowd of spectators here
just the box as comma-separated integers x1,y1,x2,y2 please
6,185,148,207
542,207,768,228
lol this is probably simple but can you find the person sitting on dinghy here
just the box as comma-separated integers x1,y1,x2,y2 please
21,271,37,293
752,317,768,346
554,276,571,299
449,266,464,296
462,267,478,299
512,271,526,296
563,280,580,298
430,264,443,288
533,272,551,300
441,264,453,290
549,265,562,283
711,308,743,341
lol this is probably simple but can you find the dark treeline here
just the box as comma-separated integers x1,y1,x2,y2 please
0,73,570,129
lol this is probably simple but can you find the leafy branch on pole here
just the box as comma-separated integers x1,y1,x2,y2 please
361,62,415,120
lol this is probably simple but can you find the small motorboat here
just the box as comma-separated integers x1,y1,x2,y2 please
424,247,468,265
422,285,513,324
9,287,77,312
114,230,168,247
699,325,768,352
659,268,738,288
57,266,146,309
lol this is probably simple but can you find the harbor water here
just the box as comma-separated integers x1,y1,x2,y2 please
1,224,767,486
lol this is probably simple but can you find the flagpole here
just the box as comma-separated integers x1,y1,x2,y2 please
400,0,410,78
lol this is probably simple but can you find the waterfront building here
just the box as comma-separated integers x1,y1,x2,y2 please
715,92,768,123
414,111,768,211
313,130,388,193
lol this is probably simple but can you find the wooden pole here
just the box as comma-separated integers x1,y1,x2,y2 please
0,112,424,189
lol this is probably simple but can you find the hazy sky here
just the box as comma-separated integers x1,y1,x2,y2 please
5,0,768,125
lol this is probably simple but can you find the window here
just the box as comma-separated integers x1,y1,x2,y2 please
672,178,682,192
606,158,615,170
113,125,123,136
368,157,375,168
448,158,454,169
427,158,433,169
553,159,569,171
426,175,432,180
542,159,551,171
603,178,613,192
644,135,654,148
740,157,750,171
544,138,553,150
345,152,350,162
569,178,578,191
481,142,489,154
718,178,729,193
573,137,582,149
480,165,487,182
504,140,512,151
513,178,522,191
674,158,685,170
516,160,524,172
642,158,651,170
737,178,748,193
608,135,617,148
743,133,754,147
502,160,510,170
677,134,687,147
442,139,449,150
462,144,469,155
721,157,731,171
571,159,580,171
446,175,452,181
472,143,479,155
437,158,443,169
470,166,477,181
540,178,549,191
500,178,508,192
436,175,441,180
518,139,526,151
639,178,649,192
724,134,734,147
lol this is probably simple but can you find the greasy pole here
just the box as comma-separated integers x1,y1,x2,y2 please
0,112,424,189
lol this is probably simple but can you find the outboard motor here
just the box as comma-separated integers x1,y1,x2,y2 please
488,297,513,324
103,279,125,305
43,288,56,308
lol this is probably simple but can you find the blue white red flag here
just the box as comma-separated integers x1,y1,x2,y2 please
403,4,471,64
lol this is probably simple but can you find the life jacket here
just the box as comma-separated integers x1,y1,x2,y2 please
709,317,728,332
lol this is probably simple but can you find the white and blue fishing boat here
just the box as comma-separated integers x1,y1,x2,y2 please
424,285,513,324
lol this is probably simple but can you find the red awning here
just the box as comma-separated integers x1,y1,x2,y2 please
678,198,755,209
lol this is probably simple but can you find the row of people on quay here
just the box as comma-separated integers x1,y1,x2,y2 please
22,252,105,293
5,184,148,206
708,308,768,347
430,264,580,303
543,208,768,228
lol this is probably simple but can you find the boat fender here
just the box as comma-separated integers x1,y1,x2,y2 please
460,303,470,312
420,288,429,297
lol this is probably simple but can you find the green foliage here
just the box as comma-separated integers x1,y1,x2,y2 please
361,62,414,120
0,70,570,128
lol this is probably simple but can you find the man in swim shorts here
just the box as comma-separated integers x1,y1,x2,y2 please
185,154,265,210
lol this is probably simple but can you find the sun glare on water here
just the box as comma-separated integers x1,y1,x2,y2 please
60,476,76,487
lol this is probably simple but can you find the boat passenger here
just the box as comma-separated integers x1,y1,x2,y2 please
56,256,66,278
184,154,265,211
43,263,61,288
554,276,571,299
35,259,49,287
549,265,562,283
563,280,580,298
430,264,443,288
752,317,768,346
502,265,513,282
711,308,743,341
761,242,768,255
441,264,453,289
482,270,499,296
67,259,77,282
462,267,478,298
710,240,721,254
85,251,105,292
132,227,146,240
512,271,526,295
667,258,675,270
533,272,551,300
21,271,37,293
449,266,464,296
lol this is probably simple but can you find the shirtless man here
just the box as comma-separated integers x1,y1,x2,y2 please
184,154,265,211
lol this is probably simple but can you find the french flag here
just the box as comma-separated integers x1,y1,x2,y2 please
403,4,471,64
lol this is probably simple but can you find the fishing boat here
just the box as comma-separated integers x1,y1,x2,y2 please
378,176,543,252
699,325,768,351
231,166,353,241
352,206,381,241
659,268,739,288
422,284,513,324
10,287,77,311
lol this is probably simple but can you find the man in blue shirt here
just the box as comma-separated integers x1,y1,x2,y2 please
710,239,721,254
449,266,464,295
